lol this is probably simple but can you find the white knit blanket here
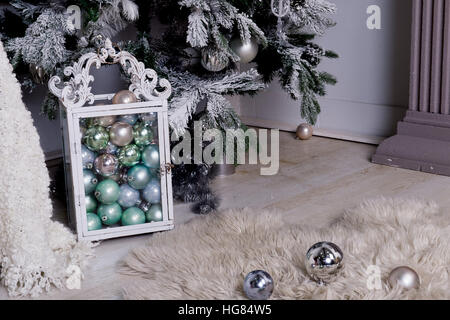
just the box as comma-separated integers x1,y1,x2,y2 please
0,40,93,297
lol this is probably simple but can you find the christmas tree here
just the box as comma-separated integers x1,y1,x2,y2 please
1,0,337,212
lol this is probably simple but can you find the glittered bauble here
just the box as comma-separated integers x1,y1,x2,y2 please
86,213,102,231
230,37,259,64
388,266,420,290
109,122,133,147
84,125,109,151
142,178,161,204
121,207,146,226
133,122,153,147
102,141,119,155
112,90,137,105
305,242,344,284
117,114,138,126
94,179,120,204
140,112,157,125
83,169,98,195
243,270,274,300
97,202,122,226
118,184,141,208
85,194,98,213
81,145,96,169
118,144,141,167
296,123,313,140
127,164,151,190
201,47,229,72
94,153,119,177
142,144,160,169
146,204,163,222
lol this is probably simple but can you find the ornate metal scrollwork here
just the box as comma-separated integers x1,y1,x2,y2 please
48,38,172,109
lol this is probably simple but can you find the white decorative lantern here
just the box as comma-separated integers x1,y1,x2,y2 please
49,39,174,241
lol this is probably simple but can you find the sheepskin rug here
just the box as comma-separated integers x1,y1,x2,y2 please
0,40,93,297
120,198,449,300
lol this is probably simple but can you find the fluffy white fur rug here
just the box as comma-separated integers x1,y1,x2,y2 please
120,198,449,300
0,40,93,297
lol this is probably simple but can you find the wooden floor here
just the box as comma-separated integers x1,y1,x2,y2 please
2,132,450,300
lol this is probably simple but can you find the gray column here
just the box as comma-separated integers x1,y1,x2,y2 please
373,0,450,176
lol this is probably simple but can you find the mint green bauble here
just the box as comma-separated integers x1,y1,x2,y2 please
84,125,109,151
118,144,141,167
133,121,153,147
121,207,146,226
146,204,163,222
127,164,151,190
85,194,98,213
94,179,120,204
86,213,102,231
97,202,122,226
83,169,98,194
142,144,160,169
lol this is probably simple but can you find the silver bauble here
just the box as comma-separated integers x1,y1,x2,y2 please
305,242,344,284
201,47,229,72
230,37,259,64
142,177,161,204
243,270,274,300
296,123,313,140
94,115,117,127
118,184,141,208
81,145,96,169
102,141,119,155
94,154,119,177
109,121,134,147
112,90,137,104
140,112,157,125
142,144,160,169
388,266,420,290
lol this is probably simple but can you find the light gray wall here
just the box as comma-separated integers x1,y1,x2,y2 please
240,0,413,143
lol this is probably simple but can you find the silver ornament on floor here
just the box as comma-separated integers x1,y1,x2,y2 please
94,154,119,177
230,37,259,63
112,90,137,105
109,122,134,147
388,266,420,290
243,270,274,300
305,242,344,284
201,47,229,72
296,123,313,140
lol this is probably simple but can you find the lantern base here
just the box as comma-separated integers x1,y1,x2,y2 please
372,111,450,176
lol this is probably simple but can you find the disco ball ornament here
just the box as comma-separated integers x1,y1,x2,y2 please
305,242,344,284
84,125,109,151
118,184,141,208
83,169,98,195
146,204,163,222
97,202,122,226
243,270,274,300
86,213,102,231
121,207,146,226
142,178,161,204
388,266,420,290
117,114,138,126
118,144,141,167
112,90,137,105
94,154,119,177
296,123,313,140
201,47,229,72
142,144,160,169
127,164,151,190
81,145,96,169
109,122,134,147
94,179,120,204
133,122,153,147
230,37,259,64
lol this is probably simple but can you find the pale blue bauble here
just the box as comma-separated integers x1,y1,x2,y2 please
83,169,98,195
117,114,138,126
127,164,151,190
81,145,96,169
142,144,160,169
142,177,161,204
118,184,141,208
